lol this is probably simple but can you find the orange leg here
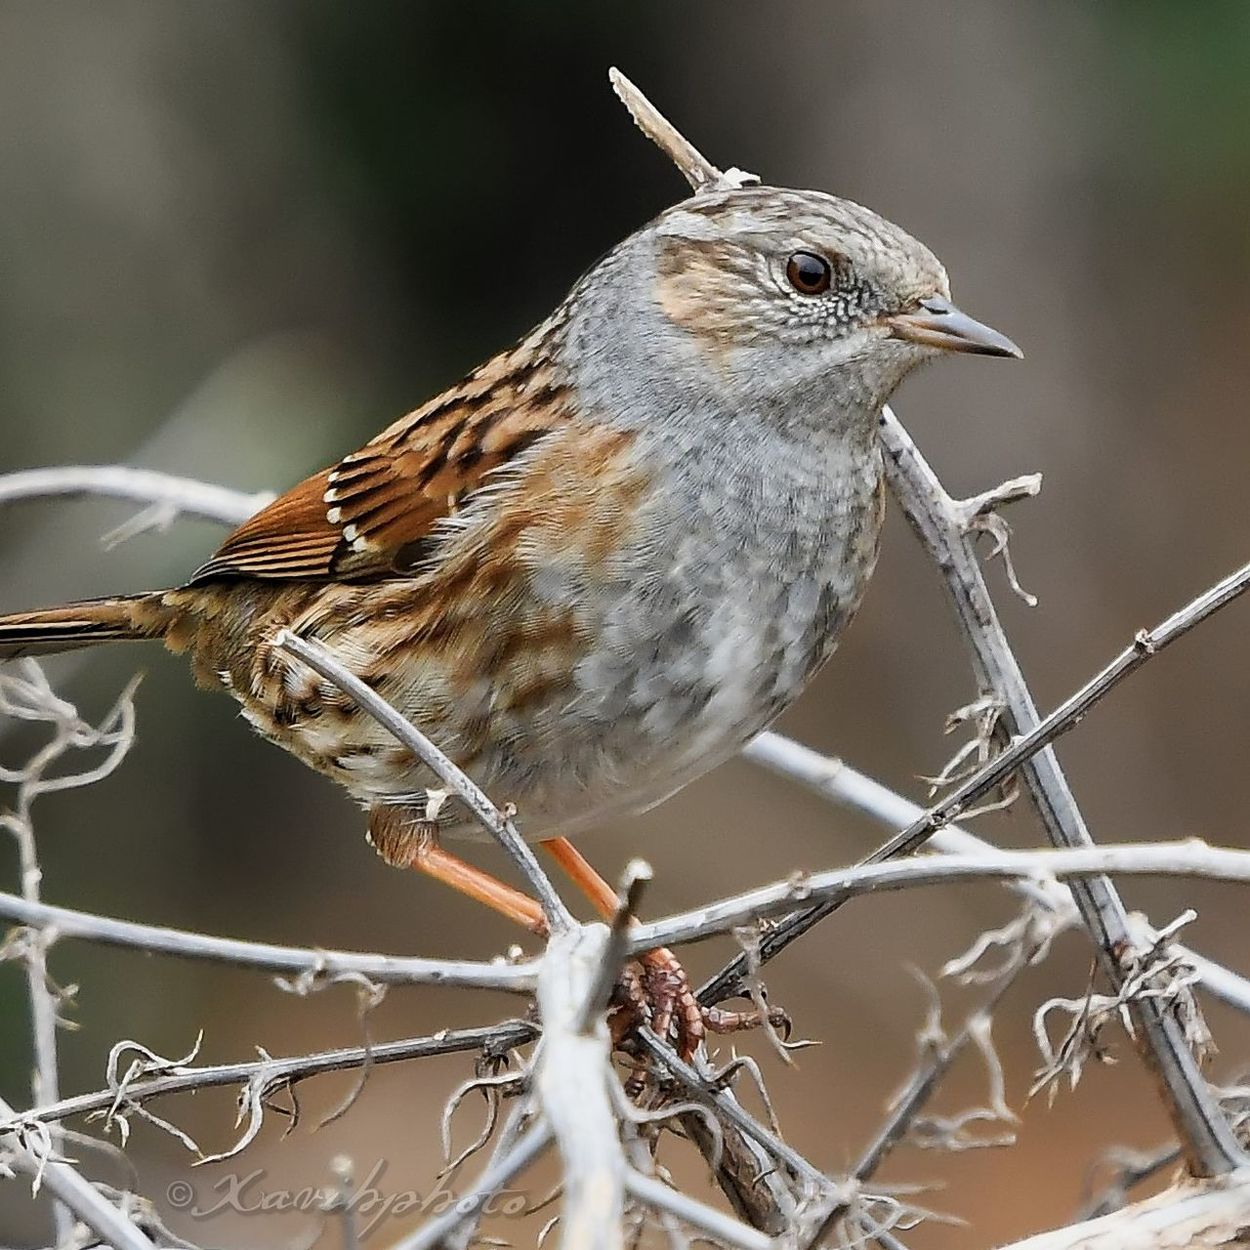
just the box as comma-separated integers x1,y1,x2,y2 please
540,837,619,918
415,842,548,935
369,806,547,934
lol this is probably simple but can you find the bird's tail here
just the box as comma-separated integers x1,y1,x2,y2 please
0,593,174,659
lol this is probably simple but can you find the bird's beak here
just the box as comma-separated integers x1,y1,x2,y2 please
887,296,1022,359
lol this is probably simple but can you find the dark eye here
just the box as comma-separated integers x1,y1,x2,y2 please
785,251,833,295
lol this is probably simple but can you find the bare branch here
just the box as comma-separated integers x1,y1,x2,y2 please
743,732,1250,1017
537,924,625,1250
624,1170,774,1250
0,1092,157,1250
635,841,1250,950
0,465,268,527
276,632,574,935
3,1022,536,1139
0,891,537,990
876,404,1246,1178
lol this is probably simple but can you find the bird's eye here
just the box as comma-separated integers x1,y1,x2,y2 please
785,251,833,295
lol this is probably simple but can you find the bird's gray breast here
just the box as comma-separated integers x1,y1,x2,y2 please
551,422,884,822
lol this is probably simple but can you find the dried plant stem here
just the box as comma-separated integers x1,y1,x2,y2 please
635,841,1250,950
624,1171,774,1250
387,1120,554,1250
3,1023,537,1135
0,890,537,989
877,405,1245,1178
0,465,269,526
0,1093,155,1250
744,731,1250,1017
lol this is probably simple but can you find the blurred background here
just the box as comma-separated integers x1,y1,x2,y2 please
2,3,1250,1247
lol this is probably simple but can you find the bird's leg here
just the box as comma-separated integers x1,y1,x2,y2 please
369,804,547,934
539,837,785,1067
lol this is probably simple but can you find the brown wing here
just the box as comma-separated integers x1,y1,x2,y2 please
191,334,569,584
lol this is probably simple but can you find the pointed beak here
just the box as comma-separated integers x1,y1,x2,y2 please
887,296,1022,359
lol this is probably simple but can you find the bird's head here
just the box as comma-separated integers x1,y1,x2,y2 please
644,184,1019,413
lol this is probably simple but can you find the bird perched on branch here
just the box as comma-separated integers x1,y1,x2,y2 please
0,127,1018,1059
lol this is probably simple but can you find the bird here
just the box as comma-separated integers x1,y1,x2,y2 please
0,180,1019,1053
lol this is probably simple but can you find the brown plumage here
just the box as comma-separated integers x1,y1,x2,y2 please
0,176,1019,1062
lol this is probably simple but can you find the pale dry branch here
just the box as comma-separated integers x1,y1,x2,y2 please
995,1170,1250,1250
536,924,626,1250
636,841,1250,950
0,890,537,989
0,464,269,528
0,1092,158,1250
624,1170,774,1250
3,1023,536,1148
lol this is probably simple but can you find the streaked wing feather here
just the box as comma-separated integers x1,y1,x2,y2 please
190,333,569,584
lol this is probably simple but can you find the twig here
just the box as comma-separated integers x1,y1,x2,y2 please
276,632,574,935
743,732,1250,1017
852,971,1019,1183
386,1120,554,1250
0,1093,156,1250
0,891,537,989
633,1032,828,1192
578,860,652,1032
537,924,625,1250
2,1023,537,1137
0,465,269,527
1,662,142,1245
877,404,1245,1178
634,841,1250,950
624,1170,774,1250
608,69,720,192
704,535,1250,1008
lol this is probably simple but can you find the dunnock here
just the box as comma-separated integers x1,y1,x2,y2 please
0,178,1018,1051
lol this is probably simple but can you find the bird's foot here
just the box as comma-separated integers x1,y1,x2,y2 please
610,946,790,1097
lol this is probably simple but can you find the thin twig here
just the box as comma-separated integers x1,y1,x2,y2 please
634,841,1250,950
276,632,574,935
578,860,652,1033
743,732,1250,1017
633,1032,828,1192
1,1093,156,1250
877,405,1245,1178
852,972,1020,1183
624,1170,774,1250
0,891,537,989
386,1120,554,1250
3,1023,537,1137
